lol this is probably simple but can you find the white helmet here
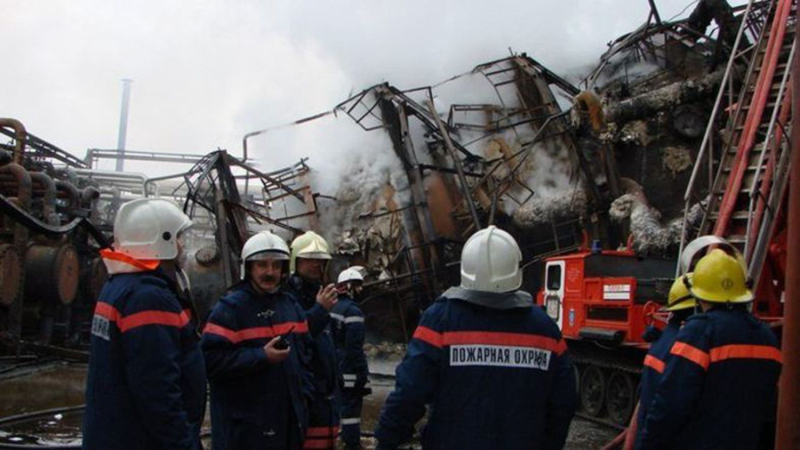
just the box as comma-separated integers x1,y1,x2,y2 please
337,266,365,285
114,198,192,260
679,235,746,275
460,226,522,293
240,231,290,280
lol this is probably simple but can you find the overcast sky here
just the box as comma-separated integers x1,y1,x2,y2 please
2,0,741,175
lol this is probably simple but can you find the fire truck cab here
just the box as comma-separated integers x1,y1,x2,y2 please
537,249,676,345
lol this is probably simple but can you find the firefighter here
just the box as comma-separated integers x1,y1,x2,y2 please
202,230,314,450
637,249,782,449
630,273,696,449
375,226,577,449
285,231,340,450
332,267,370,450
83,198,206,450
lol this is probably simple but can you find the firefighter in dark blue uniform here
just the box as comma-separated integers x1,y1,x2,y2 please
331,267,370,450
285,231,341,450
83,198,206,450
202,231,314,450
376,226,577,449
638,249,782,449
630,273,696,449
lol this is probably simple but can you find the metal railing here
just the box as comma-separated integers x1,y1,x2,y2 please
744,39,795,268
676,0,763,275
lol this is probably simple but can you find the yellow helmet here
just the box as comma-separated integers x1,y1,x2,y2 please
664,273,696,312
689,249,753,304
290,231,332,273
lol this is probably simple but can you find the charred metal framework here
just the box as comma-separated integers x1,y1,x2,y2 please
584,1,771,94
146,151,316,296
0,0,785,355
325,54,597,339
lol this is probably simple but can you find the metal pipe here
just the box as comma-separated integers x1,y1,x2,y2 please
0,163,32,211
56,180,82,216
242,110,333,163
425,100,481,230
80,186,100,209
29,172,58,226
0,118,26,165
775,5,800,446
240,110,333,196
73,168,148,194
116,79,132,172
0,162,31,341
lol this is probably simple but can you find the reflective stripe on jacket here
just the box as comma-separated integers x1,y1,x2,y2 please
83,268,206,450
634,321,680,448
202,282,314,450
284,275,340,449
331,296,368,390
285,275,339,397
376,293,577,450
638,308,782,450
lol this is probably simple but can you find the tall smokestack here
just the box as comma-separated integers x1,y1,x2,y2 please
115,78,133,172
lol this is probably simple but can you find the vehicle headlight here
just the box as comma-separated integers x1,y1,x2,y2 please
546,295,560,320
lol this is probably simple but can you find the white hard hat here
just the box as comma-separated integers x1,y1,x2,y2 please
679,235,746,275
114,198,192,260
241,231,290,280
337,266,365,285
460,225,522,293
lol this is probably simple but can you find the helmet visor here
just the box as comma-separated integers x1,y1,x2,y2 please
298,251,332,260
247,250,289,262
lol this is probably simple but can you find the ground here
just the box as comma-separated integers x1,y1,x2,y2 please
0,361,617,448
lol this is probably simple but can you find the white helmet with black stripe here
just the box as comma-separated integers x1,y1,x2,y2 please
240,231,290,280
114,198,192,260
460,226,522,293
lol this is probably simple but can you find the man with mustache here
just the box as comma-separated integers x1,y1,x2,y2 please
285,231,340,450
202,231,314,450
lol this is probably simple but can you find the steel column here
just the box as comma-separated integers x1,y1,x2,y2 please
776,9,800,447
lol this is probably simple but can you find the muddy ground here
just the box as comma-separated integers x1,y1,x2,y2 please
0,362,616,448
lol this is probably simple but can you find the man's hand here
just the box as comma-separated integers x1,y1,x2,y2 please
316,283,338,311
263,336,290,363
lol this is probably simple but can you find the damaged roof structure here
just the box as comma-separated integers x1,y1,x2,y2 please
0,0,775,345
243,0,768,340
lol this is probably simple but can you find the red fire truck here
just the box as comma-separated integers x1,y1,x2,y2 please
536,247,676,425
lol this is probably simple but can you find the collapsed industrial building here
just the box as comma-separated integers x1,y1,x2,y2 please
0,0,794,437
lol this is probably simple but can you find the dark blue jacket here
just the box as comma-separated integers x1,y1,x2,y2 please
285,275,339,397
375,292,577,450
201,282,314,450
83,268,206,450
638,308,782,450
634,321,680,449
331,296,368,389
